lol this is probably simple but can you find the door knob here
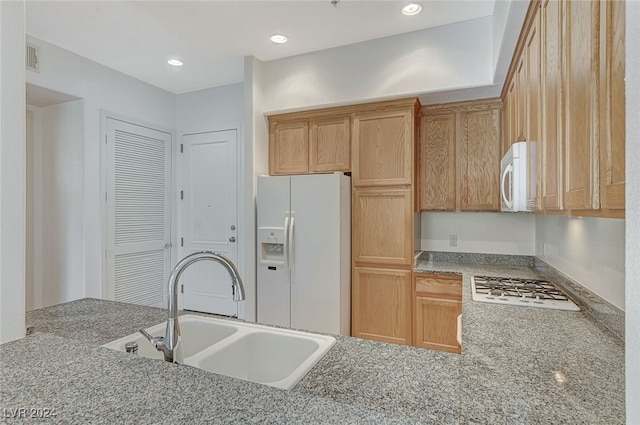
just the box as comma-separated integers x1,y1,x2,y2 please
229,237,236,243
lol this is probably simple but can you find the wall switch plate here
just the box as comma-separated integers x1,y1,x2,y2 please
449,235,457,247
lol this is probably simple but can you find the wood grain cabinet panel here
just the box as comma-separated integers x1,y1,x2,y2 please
419,100,501,212
352,188,413,266
599,0,625,211
502,80,516,156
415,297,461,353
563,0,600,210
418,113,456,210
414,273,462,354
352,267,412,345
540,0,563,211
525,8,541,211
269,121,309,175
458,108,501,211
352,109,413,187
309,116,351,173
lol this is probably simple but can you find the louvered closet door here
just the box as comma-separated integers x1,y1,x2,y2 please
106,118,172,308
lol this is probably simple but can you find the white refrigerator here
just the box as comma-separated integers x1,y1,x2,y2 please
257,173,351,336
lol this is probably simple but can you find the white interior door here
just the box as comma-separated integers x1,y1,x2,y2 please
105,118,172,308
181,130,239,316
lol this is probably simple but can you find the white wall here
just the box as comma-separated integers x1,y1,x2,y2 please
491,0,528,84
535,215,625,310
25,36,176,300
242,56,269,322
626,0,640,420
420,212,535,255
176,83,244,135
27,101,84,309
261,17,494,113
0,0,26,343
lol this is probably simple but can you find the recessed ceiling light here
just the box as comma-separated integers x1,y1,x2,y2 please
402,3,422,15
270,34,288,44
167,59,183,67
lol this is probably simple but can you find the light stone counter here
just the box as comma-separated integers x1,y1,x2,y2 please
0,256,625,424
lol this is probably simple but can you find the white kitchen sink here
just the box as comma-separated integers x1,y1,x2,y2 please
102,315,239,360
102,314,336,390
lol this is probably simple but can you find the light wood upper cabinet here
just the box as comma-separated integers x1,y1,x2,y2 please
458,107,501,211
419,99,501,212
352,188,413,267
599,0,625,211
268,113,350,175
502,81,514,156
309,116,351,173
353,108,413,187
418,113,456,210
525,9,541,211
502,0,625,218
269,121,309,175
563,0,600,210
352,267,412,345
540,0,563,211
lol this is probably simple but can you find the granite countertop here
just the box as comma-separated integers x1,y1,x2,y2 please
0,257,625,424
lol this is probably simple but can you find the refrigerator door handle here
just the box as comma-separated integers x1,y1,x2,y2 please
289,213,295,284
283,213,290,270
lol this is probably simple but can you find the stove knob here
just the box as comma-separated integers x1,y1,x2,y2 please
519,295,529,303
534,295,543,304
499,292,507,300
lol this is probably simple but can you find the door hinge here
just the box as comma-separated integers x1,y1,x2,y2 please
181,237,184,247
180,190,184,200
180,144,183,153
181,284,184,294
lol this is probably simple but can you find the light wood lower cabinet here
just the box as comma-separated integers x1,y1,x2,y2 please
414,273,462,354
352,267,412,345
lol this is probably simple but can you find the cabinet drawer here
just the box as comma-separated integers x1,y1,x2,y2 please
415,274,462,299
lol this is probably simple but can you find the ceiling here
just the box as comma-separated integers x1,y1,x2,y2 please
26,0,497,94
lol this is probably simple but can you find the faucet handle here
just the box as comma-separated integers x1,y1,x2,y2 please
139,328,164,348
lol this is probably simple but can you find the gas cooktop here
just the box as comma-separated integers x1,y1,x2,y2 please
471,276,580,311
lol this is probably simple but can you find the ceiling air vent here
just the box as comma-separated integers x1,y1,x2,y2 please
26,43,39,72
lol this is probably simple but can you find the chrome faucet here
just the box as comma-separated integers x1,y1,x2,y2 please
140,251,245,363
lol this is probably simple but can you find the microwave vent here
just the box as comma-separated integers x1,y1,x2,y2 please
26,43,39,72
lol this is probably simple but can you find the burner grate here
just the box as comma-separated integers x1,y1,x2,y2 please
471,276,580,311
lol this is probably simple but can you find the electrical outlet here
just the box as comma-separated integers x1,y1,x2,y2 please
449,235,457,247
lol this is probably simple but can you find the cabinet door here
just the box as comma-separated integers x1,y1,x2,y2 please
540,0,563,210
418,113,456,210
525,8,541,211
457,108,501,211
516,56,527,142
599,0,625,211
352,267,412,345
505,79,517,153
352,188,413,266
352,109,413,187
415,296,461,353
309,115,351,173
269,120,309,175
563,0,599,210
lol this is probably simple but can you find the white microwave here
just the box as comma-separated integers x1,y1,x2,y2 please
500,141,534,212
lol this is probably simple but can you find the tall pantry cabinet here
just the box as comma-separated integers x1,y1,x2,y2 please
351,99,419,345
